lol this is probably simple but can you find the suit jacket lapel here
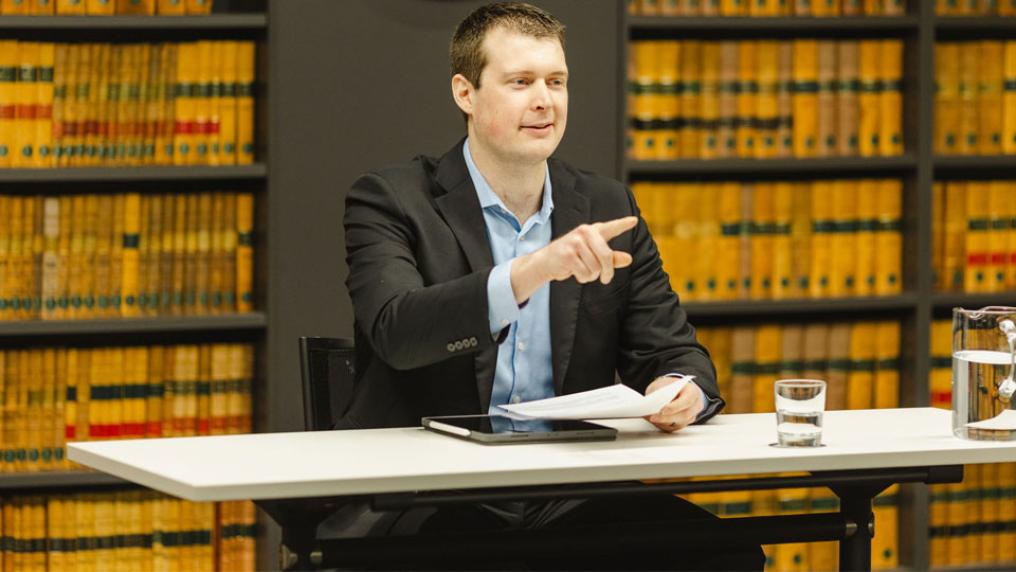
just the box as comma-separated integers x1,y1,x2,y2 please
432,140,498,413
548,162,587,395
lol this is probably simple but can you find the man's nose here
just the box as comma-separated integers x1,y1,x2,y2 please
531,80,551,109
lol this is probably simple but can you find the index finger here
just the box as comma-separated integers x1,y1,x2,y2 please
593,216,638,241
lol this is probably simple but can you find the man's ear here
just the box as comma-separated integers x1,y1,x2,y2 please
451,73,475,116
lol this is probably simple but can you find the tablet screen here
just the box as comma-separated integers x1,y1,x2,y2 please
422,414,617,443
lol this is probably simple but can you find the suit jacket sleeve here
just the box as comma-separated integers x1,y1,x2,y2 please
344,172,497,370
616,188,725,421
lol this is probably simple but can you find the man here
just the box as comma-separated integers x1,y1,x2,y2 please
343,3,763,570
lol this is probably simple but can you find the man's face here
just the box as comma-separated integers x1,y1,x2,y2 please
463,27,568,165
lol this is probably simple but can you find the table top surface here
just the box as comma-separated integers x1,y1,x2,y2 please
68,408,1016,501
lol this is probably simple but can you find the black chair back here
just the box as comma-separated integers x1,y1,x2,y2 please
298,337,356,431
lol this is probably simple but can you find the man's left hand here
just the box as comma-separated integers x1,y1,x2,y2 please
644,377,703,433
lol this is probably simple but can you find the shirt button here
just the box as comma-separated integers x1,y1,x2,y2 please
511,395,522,404
517,341,525,352
501,319,509,327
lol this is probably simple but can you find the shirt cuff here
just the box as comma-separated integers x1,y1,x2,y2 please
664,373,713,422
487,259,522,336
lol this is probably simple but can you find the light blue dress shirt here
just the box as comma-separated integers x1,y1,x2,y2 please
464,139,709,419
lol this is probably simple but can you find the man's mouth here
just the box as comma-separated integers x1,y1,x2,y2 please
522,123,553,132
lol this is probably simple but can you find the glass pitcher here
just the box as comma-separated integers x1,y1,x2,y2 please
953,306,1016,440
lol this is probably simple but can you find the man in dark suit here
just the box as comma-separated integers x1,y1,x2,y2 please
342,2,763,570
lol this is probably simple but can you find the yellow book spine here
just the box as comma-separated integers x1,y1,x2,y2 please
933,182,945,289
872,484,900,570
185,0,210,14
944,182,967,291
679,41,702,159
837,41,860,156
854,179,878,297
0,41,18,168
808,181,833,299
958,41,980,155
197,344,211,434
858,40,882,157
980,463,1001,564
756,41,780,159
55,0,84,12
846,322,876,409
1009,182,1016,290
13,42,40,168
873,321,900,409
875,179,903,295
773,486,810,571
965,181,991,292
989,181,1009,293
736,41,758,158
771,183,794,300
156,0,184,13
998,463,1016,562
878,40,904,156
717,183,741,301
629,41,657,161
121,193,142,316
978,41,1004,155
234,192,253,313
930,319,952,409
235,41,255,165
752,324,780,413
815,41,837,157
116,0,154,14
750,183,775,300
36,43,54,167
193,41,213,165
5,198,23,321
86,0,114,13
146,345,163,438
657,41,679,161
792,40,818,157
699,43,720,159
1004,41,1016,154
829,180,858,297
173,42,196,166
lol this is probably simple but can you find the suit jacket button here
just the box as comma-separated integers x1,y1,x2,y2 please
469,337,477,346
454,340,464,350
446,343,455,352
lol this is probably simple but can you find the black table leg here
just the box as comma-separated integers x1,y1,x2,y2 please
830,482,889,572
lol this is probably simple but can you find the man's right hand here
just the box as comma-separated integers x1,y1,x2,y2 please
509,216,638,304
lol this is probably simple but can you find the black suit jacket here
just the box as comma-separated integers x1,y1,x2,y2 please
341,140,723,429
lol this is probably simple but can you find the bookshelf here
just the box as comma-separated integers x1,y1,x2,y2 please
622,2,1016,570
0,0,273,569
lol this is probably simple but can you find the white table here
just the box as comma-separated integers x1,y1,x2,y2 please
68,408,1016,571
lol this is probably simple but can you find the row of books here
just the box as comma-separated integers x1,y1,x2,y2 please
628,40,903,161
935,42,1016,156
0,493,254,572
0,191,256,321
0,0,213,15
937,0,1016,15
698,320,900,415
627,0,907,16
697,320,900,570
932,181,1016,294
0,41,256,168
929,463,1016,568
632,180,902,303
0,343,254,474
928,326,1016,568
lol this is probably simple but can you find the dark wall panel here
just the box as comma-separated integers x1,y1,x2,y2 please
268,0,621,432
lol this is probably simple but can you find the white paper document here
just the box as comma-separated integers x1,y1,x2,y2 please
497,377,691,420
966,409,1016,431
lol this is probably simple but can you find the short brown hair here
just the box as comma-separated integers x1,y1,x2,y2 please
450,2,566,90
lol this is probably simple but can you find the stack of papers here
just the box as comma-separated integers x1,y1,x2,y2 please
497,377,691,420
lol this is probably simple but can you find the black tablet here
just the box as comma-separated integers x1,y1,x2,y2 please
421,414,617,444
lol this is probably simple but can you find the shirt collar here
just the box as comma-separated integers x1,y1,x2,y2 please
463,138,554,224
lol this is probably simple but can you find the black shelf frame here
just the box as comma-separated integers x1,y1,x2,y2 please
0,471,132,492
0,313,268,337
684,294,919,320
0,14,267,30
627,15,920,32
0,164,267,183
628,155,918,178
